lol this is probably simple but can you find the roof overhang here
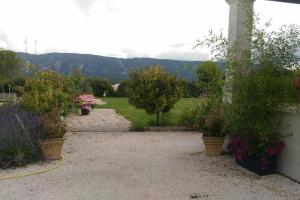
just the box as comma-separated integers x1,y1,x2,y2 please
267,0,300,4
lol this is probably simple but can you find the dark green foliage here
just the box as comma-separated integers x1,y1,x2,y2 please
115,80,129,97
0,77,26,96
197,61,224,97
180,80,201,98
225,23,300,157
86,78,114,97
225,64,298,155
0,50,22,92
127,66,183,125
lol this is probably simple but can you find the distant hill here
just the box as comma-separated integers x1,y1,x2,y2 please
17,52,217,81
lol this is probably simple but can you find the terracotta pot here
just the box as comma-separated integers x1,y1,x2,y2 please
202,137,224,156
292,76,300,89
39,138,64,160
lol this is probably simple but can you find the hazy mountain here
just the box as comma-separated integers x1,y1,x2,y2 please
17,52,209,80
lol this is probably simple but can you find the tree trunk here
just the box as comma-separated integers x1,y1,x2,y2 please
156,112,160,126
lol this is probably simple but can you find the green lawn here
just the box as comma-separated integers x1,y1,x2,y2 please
97,97,196,130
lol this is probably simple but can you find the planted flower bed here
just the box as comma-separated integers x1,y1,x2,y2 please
228,135,285,176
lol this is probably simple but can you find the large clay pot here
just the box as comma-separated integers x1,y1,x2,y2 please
40,138,64,160
202,137,224,156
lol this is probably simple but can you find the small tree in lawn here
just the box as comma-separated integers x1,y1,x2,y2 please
197,61,224,98
127,66,182,126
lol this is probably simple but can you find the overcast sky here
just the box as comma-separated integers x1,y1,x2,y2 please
0,0,299,60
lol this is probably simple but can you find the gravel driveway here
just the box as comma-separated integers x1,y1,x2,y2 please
1,131,299,200
66,109,131,132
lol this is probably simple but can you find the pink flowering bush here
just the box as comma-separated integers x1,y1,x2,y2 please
228,135,285,171
75,94,96,111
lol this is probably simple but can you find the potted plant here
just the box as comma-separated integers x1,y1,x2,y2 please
39,109,67,160
75,94,95,115
199,100,225,156
223,62,296,175
228,135,285,176
202,104,225,156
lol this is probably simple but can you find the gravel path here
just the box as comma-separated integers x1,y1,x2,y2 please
66,109,131,132
94,98,106,105
1,131,299,200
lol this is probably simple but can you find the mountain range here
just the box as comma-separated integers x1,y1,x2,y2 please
17,52,206,80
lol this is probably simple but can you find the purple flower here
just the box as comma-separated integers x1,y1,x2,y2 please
267,141,285,157
227,135,249,161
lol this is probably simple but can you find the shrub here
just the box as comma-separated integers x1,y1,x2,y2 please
19,70,68,114
179,98,226,137
0,105,43,168
127,66,182,125
179,98,208,129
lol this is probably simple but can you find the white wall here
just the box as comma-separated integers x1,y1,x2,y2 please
277,109,300,182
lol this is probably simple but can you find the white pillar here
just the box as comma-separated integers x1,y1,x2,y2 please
226,0,255,63
223,0,255,103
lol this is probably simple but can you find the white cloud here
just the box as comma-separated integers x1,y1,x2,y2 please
157,49,208,61
0,0,299,60
73,0,98,15
122,48,150,58
0,30,11,49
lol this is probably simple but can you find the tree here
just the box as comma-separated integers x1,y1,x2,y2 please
127,66,182,125
197,61,223,97
179,80,201,98
116,80,129,97
86,78,114,97
0,49,22,92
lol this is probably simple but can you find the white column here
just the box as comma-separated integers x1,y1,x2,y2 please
226,0,255,62
223,0,255,103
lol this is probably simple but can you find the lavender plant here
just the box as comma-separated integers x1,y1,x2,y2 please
0,105,43,168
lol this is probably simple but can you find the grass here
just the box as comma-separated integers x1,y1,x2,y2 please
97,97,196,130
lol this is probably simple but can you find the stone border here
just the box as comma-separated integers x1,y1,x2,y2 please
0,159,64,180
144,126,197,132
